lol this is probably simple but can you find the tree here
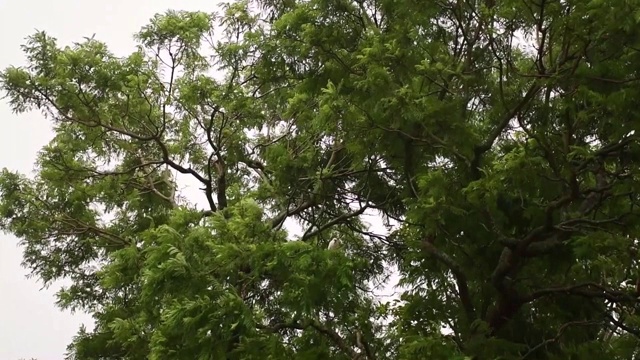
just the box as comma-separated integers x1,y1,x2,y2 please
2,0,640,359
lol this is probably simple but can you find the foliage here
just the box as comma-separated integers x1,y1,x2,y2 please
2,0,640,359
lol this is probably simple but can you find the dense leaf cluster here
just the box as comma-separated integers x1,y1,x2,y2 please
2,0,640,359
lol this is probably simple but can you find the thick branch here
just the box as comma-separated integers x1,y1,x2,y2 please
270,143,345,230
301,202,372,241
421,236,476,322
522,320,601,359
204,108,228,210
522,282,638,304
487,162,619,331
259,319,362,359
271,199,315,230
470,83,540,177
153,137,216,212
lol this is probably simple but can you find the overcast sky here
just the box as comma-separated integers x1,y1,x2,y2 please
0,1,221,359
0,1,398,359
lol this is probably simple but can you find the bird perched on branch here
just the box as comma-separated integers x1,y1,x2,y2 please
328,238,342,250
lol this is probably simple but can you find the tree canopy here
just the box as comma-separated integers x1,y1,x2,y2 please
2,0,640,359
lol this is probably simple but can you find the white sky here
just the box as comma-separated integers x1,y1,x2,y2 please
0,1,223,359
0,1,397,359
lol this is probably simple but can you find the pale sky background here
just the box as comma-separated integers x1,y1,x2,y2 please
0,1,223,359
0,1,396,359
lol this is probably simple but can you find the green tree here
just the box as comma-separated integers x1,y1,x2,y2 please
2,0,640,359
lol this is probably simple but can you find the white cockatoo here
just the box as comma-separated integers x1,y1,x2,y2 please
327,237,342,250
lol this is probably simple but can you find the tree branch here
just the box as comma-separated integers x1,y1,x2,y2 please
420,236,476,322
522,282,638,304
521,320,601,359
470,83,540,178
258,319,363,359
